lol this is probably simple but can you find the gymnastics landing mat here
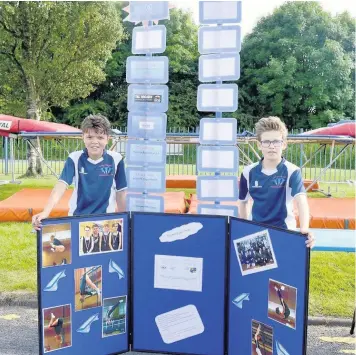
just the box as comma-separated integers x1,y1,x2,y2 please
0,189,187,222
166,175,320,190
188,194,355,230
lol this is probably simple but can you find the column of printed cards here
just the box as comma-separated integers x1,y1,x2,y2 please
196,1,242,217
125,2,172,213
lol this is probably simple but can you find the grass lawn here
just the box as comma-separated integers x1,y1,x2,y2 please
0,174,355,317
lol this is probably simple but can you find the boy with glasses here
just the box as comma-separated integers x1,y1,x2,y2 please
239,116,314,248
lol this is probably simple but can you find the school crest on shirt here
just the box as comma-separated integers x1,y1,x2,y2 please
271,176,286,188
99,164,114,176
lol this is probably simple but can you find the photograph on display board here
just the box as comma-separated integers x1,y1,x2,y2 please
251,320,273,355
78,219,123,256
268,279,297,329
233,229,278,276
42,304,72,353
74,266,102,311
102,295,127,338
42,223,71,268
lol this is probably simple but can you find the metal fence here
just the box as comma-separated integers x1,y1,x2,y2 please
1,127,355,184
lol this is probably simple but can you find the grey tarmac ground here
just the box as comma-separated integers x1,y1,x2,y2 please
0,306,355,355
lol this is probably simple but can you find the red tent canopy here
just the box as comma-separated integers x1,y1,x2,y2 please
0,114,81,137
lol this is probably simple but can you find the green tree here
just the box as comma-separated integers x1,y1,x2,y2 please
0,1,123,175
62,6,200,129
239,2,354,129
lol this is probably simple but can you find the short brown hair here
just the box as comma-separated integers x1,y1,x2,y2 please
255,116,288,141
81,114,111,135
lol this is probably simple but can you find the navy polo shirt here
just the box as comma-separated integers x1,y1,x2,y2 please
59,149,127,216
239,158,306,229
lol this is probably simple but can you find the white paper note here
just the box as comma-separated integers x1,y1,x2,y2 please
155,305,205,344
203,30,237,50
203,57,236,77
154,255,203,292
203,2,238,21
202,88,234,107
201,179,235,198
203,122,234,141
200,206,236,217
136,30,162,50
201,150,234,169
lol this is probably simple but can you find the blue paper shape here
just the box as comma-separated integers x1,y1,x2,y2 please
126,56,169,84
198,25,241,54
129,1,169,22
126,140,167,167
126,194,164,213
232,293,250,309
132,25,166,54
199,1,242,24
197,84,238,112
128,112,167,140
199,53,240,82
128,84,168,112
197,145,238,173
126,167,165,193
199,118,237,145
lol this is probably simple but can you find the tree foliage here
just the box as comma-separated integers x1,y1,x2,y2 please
239,2,354,129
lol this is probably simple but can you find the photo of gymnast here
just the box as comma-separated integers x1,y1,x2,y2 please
102,295,127,338
43,304,72,353
251,320,273,355
268,279,297,329
42,223,71,268
233,229,278,276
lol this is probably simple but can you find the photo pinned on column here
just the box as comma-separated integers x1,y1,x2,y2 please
199,117,237,146
199,1,242,25
132,25,167,54
128,112,167,140
126,56,169,84
41,223,71,268
102,295,127,338
198,25,241,54
128,84,168,112
197,84,238,112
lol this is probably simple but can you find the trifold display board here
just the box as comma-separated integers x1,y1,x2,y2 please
38,213,309,355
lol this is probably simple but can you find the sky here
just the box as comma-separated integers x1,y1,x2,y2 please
175,0,356,38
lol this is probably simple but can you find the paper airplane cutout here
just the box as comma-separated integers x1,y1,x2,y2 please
232,293,250,309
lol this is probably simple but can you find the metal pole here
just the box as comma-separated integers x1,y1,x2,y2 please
4,137,9,175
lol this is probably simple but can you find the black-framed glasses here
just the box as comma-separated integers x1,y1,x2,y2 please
260,140,284,148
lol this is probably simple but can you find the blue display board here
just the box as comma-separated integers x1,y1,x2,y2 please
38,213,129,355
228,218,309,355
131,213,228,355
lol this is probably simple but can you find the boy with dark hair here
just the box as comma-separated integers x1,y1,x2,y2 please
32,114,127,229
239,116,314,248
